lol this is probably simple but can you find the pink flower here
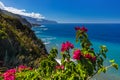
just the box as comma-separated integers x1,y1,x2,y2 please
85,54,92,59
81,26,88,32
3,69,16,80
19,65,27,69
85,54,96,62
55,65,61,69
55,65,64,70
18,65,32,72
75,26,88,32
61,41,74,52
61,42,68,52
66,41,74,49
60,65,64,70
73,49,81,60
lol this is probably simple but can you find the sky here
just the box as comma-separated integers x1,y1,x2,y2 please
0,0,120,23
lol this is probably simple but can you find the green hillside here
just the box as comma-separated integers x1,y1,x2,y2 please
0,9,48,70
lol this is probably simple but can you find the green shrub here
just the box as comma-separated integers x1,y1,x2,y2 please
0,26,118,80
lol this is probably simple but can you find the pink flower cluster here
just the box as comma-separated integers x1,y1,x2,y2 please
55,65,64,70
75,26,88,32
18,65,32,72
73,49,96,62
85,54,96,62
61,41,74,52
73,49,81,60
3,69,16,80
2,65,32,80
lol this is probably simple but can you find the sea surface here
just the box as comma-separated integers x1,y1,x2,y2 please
32,23,120,80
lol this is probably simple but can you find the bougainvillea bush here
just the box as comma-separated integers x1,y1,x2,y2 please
0,26,118,80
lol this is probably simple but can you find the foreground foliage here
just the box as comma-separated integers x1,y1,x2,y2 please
0,26,118,80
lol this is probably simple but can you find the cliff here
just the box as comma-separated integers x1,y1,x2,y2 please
0,9,32,28
0,9,48,69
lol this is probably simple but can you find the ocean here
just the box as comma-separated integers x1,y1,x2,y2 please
32,23,120,80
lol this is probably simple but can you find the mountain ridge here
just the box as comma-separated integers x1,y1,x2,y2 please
0,8,58,27
22,15,58,26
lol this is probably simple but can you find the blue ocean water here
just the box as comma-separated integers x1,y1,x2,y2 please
32,23,120,79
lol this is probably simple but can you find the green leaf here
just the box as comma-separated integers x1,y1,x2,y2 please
102,53,106,58
98,68,102,74
98,67,107,74
100,45,108,53
112,63,118,70
83,33,88,38
102,67,107,73
109,59,115,63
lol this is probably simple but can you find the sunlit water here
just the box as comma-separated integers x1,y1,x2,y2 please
32,23,120,80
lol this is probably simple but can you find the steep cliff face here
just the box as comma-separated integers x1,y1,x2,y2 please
0,10,48,69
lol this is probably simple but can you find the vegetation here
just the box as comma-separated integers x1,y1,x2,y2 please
0,26,118,80
0,12,47,69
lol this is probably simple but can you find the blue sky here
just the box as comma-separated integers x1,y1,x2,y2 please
0,0,120,23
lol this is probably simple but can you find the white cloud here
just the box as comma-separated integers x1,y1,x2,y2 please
0,1,44,19
0,1,5,9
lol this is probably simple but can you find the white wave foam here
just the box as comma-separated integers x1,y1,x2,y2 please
40,28,48,31
40,25,46,28
44,41,50,45
43,28,48,30
46,37,56,40
41,37,56,41
41,36,56,45
35,31,42,34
